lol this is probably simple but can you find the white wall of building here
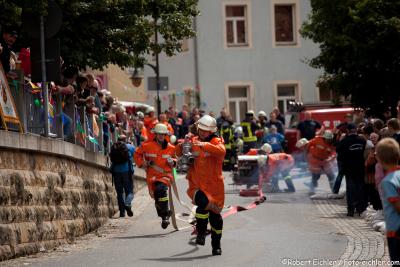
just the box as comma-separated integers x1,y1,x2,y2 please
144,0,322,121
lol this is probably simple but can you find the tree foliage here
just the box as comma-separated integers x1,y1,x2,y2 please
1,0,199,70
301,0,400,115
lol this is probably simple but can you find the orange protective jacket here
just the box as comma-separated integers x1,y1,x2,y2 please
144,117,158,129
307,136,335,160
134,140,176,193
306,136,336,173
140,127,149,142
266,153,294,177
176,136,226,211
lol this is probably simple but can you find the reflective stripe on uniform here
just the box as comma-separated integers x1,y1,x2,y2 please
161,154,171,158
195,213,209,219
243,136,257,142
241,122,257,142
145,153,157,158
192,151,200,157
158,196,168,202
211,226,223,234
220,127,233,147
283,176,291,180
150,163,170,174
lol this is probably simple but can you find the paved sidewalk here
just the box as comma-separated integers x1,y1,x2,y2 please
313,198,390,267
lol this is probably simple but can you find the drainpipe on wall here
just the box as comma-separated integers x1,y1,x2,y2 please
193,17,200,108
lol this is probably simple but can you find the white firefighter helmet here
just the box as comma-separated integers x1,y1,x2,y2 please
296,138,309,148
260,143,273,154
246,110,255,116
197,115,218,132
323,130,334,140
136,111,144,119
151,123,170,134
258,110,267,118
146,106,155,114
169,135,177,144
234,126,243,135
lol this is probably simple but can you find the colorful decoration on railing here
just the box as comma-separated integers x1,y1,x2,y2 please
75,110,86,146
28,82,41,94
34,98,41,107
85,113,99,146
92,114,99,137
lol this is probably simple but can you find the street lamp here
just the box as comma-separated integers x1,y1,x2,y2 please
130,69,142,87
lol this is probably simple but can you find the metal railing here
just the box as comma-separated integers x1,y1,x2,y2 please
5,75,112,157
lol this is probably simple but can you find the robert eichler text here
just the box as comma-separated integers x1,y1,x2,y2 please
281,258,399,266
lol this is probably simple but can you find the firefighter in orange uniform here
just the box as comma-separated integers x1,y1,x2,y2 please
246,144,295,192
134,124,176,229
176,115,225,256
266,153,295,193
304,130,336,193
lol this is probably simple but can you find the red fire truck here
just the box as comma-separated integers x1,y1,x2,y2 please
284,105,354,153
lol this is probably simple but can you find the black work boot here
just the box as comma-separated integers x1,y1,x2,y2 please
196,233,206,246
125,206,133,217
284,178,296,192
212,248,222,256
347,209,354,217
161,217,170,229
211,240,222,255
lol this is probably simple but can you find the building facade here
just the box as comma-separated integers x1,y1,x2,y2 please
91,64,146,103
143,0,327,123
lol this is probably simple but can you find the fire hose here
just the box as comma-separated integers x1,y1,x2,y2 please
147,155,267,232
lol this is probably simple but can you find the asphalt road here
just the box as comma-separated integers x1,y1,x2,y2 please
28,171,347,267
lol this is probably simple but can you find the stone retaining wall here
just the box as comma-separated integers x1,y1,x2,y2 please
0,131,145,261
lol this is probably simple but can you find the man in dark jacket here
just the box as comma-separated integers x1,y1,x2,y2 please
240,110,260,153
332,113,353,193
336,123,367,216
266,112,284,135
110,135,135,218
296,112,321,141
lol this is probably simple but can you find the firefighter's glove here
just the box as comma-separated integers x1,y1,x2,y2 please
167,157,175,167
185,133,194,139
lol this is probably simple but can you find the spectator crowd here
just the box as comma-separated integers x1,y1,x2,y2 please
2,25,399,263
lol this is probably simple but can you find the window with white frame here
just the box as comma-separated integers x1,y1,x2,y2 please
228,86,249,123
225,5,248,47
274,4,297,45
276,84,298,113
